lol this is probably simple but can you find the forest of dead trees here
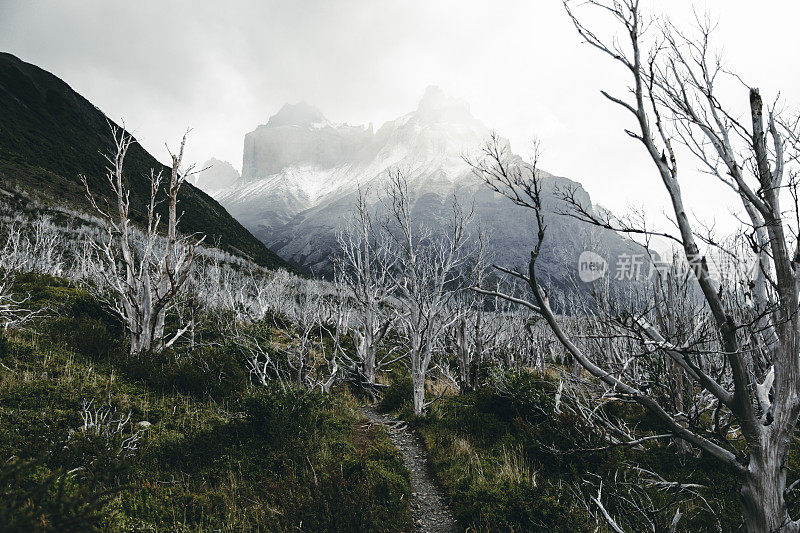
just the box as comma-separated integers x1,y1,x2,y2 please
4,0,800,531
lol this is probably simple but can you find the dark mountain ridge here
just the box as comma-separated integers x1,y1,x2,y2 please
0,52,292,271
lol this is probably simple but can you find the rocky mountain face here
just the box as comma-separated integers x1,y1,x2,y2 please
242,102,374,179
214,86,642,285
193,158,240,194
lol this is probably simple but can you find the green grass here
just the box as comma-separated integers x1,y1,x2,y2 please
0,273,411,532
384,371,745,532
6,270,786,531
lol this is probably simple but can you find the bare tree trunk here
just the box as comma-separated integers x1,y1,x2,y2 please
669,360,692,455
411,364,426,415
296,354,305,388
455,317,474,391
741,444,794,533
361,340,376,385
354,330,378,400
473,310,484,383
189,302,195,351
359,311,378,385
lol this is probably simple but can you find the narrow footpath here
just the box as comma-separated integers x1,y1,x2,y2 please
360,406,459,533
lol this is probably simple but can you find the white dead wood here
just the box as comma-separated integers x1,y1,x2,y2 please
383,169,481,414
335,188,396,395
469,1,800,529
81,125,204,355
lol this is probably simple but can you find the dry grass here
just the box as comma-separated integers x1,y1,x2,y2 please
452,436,473,456
439,426,537,488
427,376,458,398
498,444,537,486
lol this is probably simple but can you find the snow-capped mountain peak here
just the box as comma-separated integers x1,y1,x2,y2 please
192,157,240,194
365,86,490,183
241,102,372,181
266,102,332,129
222,87,498,231
414,85,473,125
216,87,642,277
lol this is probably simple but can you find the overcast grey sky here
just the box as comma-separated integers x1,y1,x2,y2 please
1,0,798,229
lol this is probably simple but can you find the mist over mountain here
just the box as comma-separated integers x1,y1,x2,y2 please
212,86,642,284
243,102,374,180
192,157,240,194
2,2,776,528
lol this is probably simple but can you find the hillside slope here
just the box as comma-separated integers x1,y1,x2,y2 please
0,52,292,271
0,272,411,531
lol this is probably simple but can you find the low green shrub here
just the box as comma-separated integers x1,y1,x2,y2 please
410,370,743,532
0,456,125,532
0,267,413,531
118,344,248,400
244,385,333,440
45,315,124,361
378,372,413,413
132,386,412,531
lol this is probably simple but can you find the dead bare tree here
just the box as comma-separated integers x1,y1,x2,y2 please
0,278,35,335
446,263,500,391
81,125,204,355
335,188,396,396
0,217,67,277
446,296,483,391
470,1,800,529
384,170,478,414
75,399,145,457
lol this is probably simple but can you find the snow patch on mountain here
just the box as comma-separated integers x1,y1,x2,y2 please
215,86,643,278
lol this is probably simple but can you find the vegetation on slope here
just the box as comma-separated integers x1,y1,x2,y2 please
0,272,411,531
380,371,757,532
